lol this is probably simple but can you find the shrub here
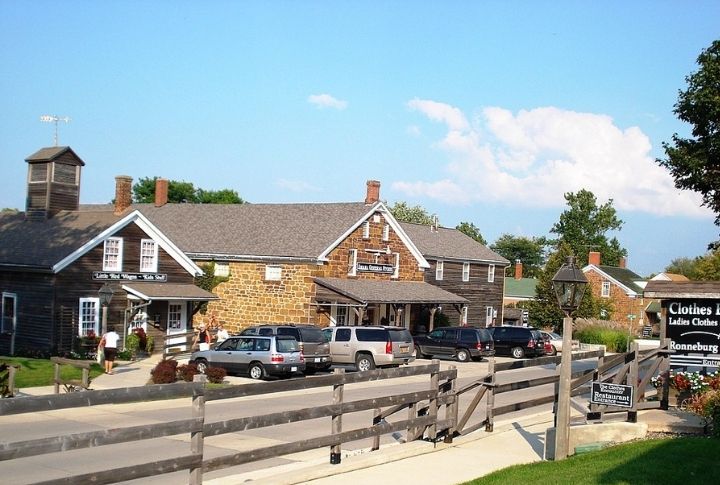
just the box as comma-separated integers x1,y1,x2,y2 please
125,333,140,355
205,366,227,384
117,349,133,361
687,389,720,438
133,328,148,351
150,359,178,384
178,363,200,382
574,325,633,352
146,335,155,353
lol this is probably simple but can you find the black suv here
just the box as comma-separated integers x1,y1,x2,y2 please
487,326,546,359
240,324,331,373
414,327,495,362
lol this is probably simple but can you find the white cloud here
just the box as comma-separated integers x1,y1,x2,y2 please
406,125,421,137
308,93,348,110
396,101,711,219
275,179,320,193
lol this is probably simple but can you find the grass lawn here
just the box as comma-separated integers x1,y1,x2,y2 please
466,437,720,484
1,356,105,388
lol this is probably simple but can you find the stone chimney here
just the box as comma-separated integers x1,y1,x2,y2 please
514,260,523,280
588,251,601,266
155,178,168,207
114,175,133,215
365,180,380,205
618,257,626,269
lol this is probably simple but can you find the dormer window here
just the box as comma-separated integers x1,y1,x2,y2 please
140,239,158,272
103,237,123,271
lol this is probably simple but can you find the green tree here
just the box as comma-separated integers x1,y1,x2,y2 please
665,257,699,279
550,189,627,266
491,234,548,278
388,201,435,225
694,249,720,281
658,40,720,227
456,222,486,245
132,177,244,204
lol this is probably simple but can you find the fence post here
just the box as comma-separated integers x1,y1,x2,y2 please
485,356,495,432
371,408,381,451
53,361,60,394
8,365,17,397
444,364,457,443
660,338,670,410
189,375,207,485
330,368,345,464
587,349,605,421
627,341,639,423
428,359,440,441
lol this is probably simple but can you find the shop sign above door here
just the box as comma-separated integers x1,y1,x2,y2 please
93,272,168,282
356,262,394,274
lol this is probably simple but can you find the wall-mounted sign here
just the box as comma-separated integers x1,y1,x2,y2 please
666,299,720,355
93,272,168,282
590,382,634,408
356,262,395,274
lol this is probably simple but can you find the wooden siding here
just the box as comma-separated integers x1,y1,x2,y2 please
0,271,56,354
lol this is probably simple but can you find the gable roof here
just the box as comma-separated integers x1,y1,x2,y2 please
650,272,690,282
504,277,538,299
583,264,646,295
25,146,85,166
399,222,510,264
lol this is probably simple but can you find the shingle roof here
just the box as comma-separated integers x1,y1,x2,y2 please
123,282,218,300
596,265,646,294
315,277,469,304
399,222,509,264
644,281,720,299
25,146,85,165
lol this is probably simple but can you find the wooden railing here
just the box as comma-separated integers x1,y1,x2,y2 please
50,356,93,393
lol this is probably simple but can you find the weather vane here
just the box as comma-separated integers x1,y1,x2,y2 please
40,115,71,146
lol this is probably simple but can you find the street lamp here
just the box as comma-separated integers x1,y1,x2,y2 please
98,283,114,335
551,256,588,460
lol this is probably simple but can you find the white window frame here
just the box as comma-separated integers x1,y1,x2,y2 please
382,224,390,241
488,264,496,283
1,292,17,334
485,306,494,326
462,262,470,282
436,260,444,281
139,239,158,273
214,262,230,278
79,297,100,337
461,306,468,325
362,221,370,239
103,237,123,271
265,265,282,281
167,302,185,334
601,281,611,298
392,252,400,279
348,249,357,276
333,305,348,326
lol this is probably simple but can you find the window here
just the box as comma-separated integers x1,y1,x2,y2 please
140,239,158,272
265,265,282,281
348,249,357,276
382,224,390,241
336,306,348,326
485,306,494,326
436,260,444,281
601,281,611,297
103,237,123,271
362,221,370,239
214,262,230,277
168,303,183,330
29,163,47,183
79,298,99,336
1,293,17,334
53,163,78,185
488,264,496,283
392,252,400,279
462,262,470,282
336,328,352,342
461,306,468,325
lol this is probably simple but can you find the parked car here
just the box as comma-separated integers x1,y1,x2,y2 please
414,327,495,362
240,324,331,373
487,326,546,359
539,330,579,356
321,325,415,371
191,335,305,380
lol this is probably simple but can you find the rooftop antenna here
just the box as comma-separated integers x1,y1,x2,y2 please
40,115,71,146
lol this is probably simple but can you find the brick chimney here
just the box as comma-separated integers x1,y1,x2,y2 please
588,251,601,266
365,180,380,205
114,175,133,215
514,260,523,280
155,178,168,207
618,257,626,269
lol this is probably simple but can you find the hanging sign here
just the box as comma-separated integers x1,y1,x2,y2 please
93,272,168,282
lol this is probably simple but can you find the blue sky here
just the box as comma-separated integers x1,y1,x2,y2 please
1,1,718,276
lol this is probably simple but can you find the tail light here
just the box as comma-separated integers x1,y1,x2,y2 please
298,342,305,353
386,340,392,354
271,354,284,363
528,339,535,348
475,342,482,350
300,352,305,363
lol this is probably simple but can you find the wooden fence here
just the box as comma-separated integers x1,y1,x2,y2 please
0,361,455,485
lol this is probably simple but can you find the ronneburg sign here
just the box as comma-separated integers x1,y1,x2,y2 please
666,299,720,355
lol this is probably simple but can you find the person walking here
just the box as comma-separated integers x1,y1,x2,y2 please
193,324,212,351
101,328,120,374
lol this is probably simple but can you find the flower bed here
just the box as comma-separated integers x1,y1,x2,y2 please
653,370,720,436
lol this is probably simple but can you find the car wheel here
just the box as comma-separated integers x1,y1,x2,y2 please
549,345,558,356
248,362,266,380
511,347,525,359
194,358,208,374
455,349,471,362
355,354,375,372
415,348,428,359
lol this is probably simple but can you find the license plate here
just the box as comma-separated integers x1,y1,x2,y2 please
291,366,297,372
315,358,321,363
400,346,409,352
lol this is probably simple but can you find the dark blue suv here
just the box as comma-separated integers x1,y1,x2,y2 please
414,327,495,362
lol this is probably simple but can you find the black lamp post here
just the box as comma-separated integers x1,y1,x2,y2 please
550,256,588,460
98,283,114,335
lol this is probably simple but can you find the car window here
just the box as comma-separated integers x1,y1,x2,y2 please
277,327,300,339
356,329,387,342
255,338,271,351
241,328,258,335
276,337,299,352
238,338,255,350
460,329,477,342
428,329,444,339
530,330,543,340
476,329,492,341
336,328,351,342
388,329,412,342
217,338,238,351
298,327,324,343
258,327,275,336
322,328,333,342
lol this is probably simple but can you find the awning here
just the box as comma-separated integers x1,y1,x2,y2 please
645,300,661,313
313,277,468,305
122,283,219,301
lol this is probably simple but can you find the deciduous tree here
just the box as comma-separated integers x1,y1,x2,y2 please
456,222,486,245
491,234,547,278
132,177,244,204
388,201,435,225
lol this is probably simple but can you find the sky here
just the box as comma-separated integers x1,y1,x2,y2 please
1,1,718,277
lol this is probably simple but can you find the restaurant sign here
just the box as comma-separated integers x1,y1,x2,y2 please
590,382,634,408
666,299,720,355
93,272,168,282
356,262,395,274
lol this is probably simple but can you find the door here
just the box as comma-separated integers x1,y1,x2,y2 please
437,328,458,356
165,302,188,351
491,327,511,355
330,328,352,363
211,337,242,372
423,329,446,355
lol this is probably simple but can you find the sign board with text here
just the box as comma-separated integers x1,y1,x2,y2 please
590,382,634,408
666,299,720,355
93,272,168,282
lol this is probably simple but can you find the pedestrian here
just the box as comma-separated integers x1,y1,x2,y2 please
193,324,212,351
216,323,229,343
101,327,120,374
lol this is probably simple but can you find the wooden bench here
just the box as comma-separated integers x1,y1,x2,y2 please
50,357,93,393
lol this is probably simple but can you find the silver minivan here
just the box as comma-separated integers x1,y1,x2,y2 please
191,335,305,379
322,325,415,371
